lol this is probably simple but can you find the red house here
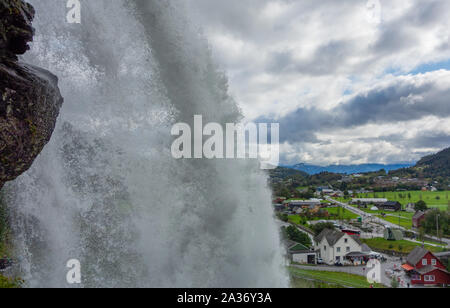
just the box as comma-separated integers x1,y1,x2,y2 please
402,247,450,286
412,211,427,229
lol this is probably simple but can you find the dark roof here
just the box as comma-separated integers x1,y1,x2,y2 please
314,229,345,246
346,251,370,257
383,201,401,206
406,247,429,266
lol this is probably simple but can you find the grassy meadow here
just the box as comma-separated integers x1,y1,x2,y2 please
355,191,450,210
289,267,384,288
361,238,446,254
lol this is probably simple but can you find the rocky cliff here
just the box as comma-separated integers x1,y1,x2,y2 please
0,0,63,189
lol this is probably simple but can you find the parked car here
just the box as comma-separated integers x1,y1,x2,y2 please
334,262,343,267
317,258,324,265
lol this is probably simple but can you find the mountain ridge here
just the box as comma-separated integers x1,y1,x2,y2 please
391,147,450,179
284,163,414,175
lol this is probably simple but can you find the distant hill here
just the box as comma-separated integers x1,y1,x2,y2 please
269,166,308,180
285,163,414,175
392,147,450,179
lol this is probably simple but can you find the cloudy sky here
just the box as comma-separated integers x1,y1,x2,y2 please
186,0,450,165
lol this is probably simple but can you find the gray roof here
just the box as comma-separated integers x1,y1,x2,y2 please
413,211,426,220
314,229,345,246
346,251,370,257
415,265,450,275
382,201,401,206
380,201,402,209
406,247,429,266
351,235,363,246
361,244,372,253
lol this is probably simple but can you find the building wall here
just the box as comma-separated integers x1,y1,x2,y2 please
411,269,450,285
292,253,316,264
412,215,425,228
414,252,446,270
316,234,362,265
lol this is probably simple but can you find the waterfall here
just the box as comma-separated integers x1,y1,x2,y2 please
4,0,288,287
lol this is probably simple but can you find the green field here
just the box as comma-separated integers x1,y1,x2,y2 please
361,238,446,254
355,191,450,210
288,207,358,224
355,208,414,229
291,275,345,288
379,215,413,229
324,207,359,220
289,267,384,288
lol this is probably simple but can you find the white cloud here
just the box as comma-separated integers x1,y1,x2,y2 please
185,0,450,164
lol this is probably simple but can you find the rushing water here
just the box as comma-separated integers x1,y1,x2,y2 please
4,0,288,287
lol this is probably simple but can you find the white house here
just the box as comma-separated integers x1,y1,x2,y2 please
314,229,366,265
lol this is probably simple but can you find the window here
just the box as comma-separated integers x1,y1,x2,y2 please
344,239,348,243
424,275,435,282
431,259,437,266
337,247,341,253
422,259,427,266
346,247,350,252
324,246,327,251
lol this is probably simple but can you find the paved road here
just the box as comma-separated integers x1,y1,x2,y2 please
292,255,407,288
326,197,450,247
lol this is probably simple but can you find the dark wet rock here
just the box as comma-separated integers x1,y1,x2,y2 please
0,0,35,59
0,0,63,189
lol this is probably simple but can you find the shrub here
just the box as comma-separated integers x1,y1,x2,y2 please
391,277,399,288
0,275,23,288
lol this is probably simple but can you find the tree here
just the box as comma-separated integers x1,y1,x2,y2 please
422,210,449,237
344,190,350,199
415,200,428,212
277,213,288,222
391,277,399,288
284,226,312,247
419,227,426,243
311,222,335,236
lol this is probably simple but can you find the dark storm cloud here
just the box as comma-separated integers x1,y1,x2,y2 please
259,72,450,143
363,131,450,150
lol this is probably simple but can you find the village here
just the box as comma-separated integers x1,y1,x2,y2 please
275,186,450,288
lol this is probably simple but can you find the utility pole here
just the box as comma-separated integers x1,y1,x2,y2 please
436,214,440,244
